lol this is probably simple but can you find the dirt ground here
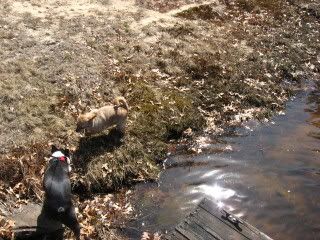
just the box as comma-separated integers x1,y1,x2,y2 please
0,0,319,239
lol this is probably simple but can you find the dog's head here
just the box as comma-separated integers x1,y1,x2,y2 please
76,111,97,132
112,96,129,111
51,145,70,159
51,145,72,171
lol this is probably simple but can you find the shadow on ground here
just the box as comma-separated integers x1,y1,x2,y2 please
74,128,124,171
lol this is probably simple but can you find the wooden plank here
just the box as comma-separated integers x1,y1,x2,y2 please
11,203,64,239
189,218,223,240
191,206,250,240
175,220,207,240
199,200,253,239
183,218,222,240
199,199,272,240
164,231,187,240
166,216,224,240
188,213,224,240
164,198,273,240
172,231,189,240
239,220,273,240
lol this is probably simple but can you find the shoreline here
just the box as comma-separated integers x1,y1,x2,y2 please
0,0,319,239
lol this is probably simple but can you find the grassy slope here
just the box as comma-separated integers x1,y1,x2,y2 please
1,0,319,200
1,0,319,195
0,0,319,238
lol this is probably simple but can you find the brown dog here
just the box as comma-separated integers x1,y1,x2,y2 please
76,96,128,135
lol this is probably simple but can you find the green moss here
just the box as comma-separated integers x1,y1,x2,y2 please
235,0,283,16
162,91,205,139
79,79,206,192
244,94,267,108
127,80,205,140
175,4,222,21
84,136,159,192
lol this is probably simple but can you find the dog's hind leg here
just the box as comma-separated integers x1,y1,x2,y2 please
46,229,64,240
62,206,81,240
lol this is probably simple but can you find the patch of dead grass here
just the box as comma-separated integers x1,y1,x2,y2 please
0,0,319,238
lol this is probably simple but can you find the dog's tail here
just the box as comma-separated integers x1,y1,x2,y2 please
113,96,129,111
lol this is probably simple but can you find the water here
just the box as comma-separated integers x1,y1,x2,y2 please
125,83,320,240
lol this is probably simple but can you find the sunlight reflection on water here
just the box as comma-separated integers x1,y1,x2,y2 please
127,84,320,240
190,184,236,201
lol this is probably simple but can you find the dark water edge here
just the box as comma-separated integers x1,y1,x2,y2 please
123,82,320,240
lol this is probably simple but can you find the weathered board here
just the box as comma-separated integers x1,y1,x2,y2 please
10,203,64,239
164,198,273,240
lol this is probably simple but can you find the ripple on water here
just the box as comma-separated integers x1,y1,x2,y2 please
127,85,320,240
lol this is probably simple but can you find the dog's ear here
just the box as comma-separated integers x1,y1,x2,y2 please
51,145,59,153
63,148,70,157
87,111,97,121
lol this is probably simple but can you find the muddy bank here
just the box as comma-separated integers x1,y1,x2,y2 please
0,0,319,239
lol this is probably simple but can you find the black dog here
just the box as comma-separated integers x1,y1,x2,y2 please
41,145,80,240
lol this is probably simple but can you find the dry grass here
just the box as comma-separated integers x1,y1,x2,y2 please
135,0,205,13
1,0,319,194
0,0,319,238
236,0,282,12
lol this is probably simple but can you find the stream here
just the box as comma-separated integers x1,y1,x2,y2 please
125,83,320,240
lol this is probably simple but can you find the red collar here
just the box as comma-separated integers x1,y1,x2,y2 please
58,156,66,162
